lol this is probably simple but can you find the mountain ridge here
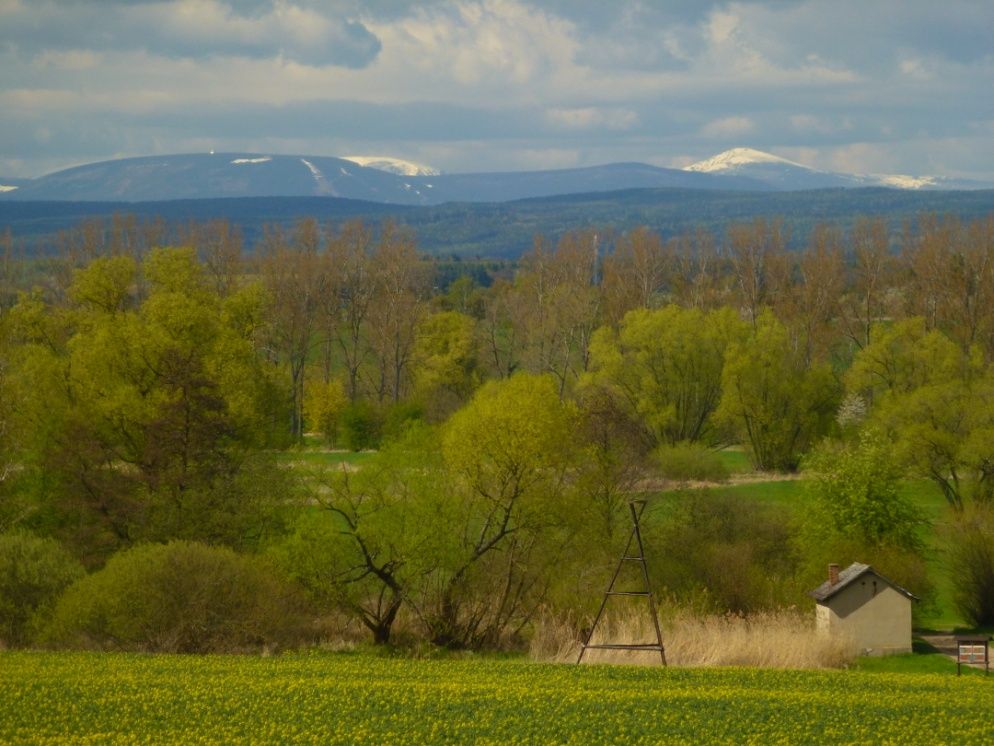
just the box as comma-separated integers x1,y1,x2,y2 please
2,149,990,204
0,152,768,204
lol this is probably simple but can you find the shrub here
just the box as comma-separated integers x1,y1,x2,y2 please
381,401,425,444
805,429,924,552
649,492,798,613
0,532,84,647
305,379,348,444
946,508,994,626
653,442,729,483
46,541,311,653
339,401,382,451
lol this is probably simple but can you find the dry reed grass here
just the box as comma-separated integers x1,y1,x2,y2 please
530,609,857,669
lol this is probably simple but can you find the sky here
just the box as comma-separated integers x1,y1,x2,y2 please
1,0,992,179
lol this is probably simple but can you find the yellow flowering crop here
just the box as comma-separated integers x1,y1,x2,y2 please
1,652,993,743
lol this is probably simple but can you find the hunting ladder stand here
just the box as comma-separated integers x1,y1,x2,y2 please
576,499,666,665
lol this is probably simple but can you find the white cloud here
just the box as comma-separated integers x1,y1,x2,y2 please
701,116,754,138
899,57,933,80
545,107,638,131
0,0,992,179
363,0,582,99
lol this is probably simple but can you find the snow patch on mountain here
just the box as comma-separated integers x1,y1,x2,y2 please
871,173,938,189
682,147,977,190
341,156,440,177
231,157,271,164
684,147,812,173
300,158,323,181
300,158,336,196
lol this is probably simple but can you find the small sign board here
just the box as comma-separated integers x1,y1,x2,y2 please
955,636,990,676
959,645,986,663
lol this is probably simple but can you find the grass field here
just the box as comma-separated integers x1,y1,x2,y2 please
715,446,753,475
275,443,375,470
3,652,994,744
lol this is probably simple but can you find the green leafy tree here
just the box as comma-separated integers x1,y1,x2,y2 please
428,373,582,647
411,310,479,420
847,318,994,509
846,317,964,401
806,428,924,550
717,312,839,471
0,314,25,530
585,305,747,448
0,531,84,646
9,248,288,561
799,428,933,613
273,427,443,644
946,507,994,626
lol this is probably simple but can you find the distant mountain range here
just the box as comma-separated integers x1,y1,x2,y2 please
0,152,765,204
5,147,986,205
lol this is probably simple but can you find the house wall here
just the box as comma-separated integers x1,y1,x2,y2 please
815,574,912,655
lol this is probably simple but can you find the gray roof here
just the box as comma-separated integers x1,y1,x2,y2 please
808,562,919,603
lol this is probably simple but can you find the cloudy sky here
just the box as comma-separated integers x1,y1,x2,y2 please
1,0,992,179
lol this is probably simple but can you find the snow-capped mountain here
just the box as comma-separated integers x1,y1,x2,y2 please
685,147,863,189
0,153,765,204
1,153,439,203
686,147,809,174
684,147,990,191
3,148,989,204
340,156,440,177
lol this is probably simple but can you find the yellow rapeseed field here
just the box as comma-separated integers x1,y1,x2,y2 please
2,651,994,743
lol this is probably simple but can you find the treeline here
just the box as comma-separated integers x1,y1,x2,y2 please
5,186,994,258
3,211,994,651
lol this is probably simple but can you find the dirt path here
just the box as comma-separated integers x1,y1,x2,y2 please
636,471,804,492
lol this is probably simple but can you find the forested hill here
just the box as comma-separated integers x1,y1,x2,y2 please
3,186,994,258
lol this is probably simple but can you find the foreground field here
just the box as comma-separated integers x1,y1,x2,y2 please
3,652,994,744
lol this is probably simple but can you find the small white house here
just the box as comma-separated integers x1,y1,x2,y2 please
809,562,918,656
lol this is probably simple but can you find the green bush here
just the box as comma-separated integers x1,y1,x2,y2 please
946,508,994,627
654,442,730,483
649,492,797,613
805,429,924,552
46,541,311,653
339,401,382,451
381,401,425,444
0,532,84,647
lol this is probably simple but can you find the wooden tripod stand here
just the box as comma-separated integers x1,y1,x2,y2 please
576,499,666,665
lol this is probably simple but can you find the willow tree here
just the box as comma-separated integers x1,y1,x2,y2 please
428,373,582,647
585,305,748,448
716,311,839,472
